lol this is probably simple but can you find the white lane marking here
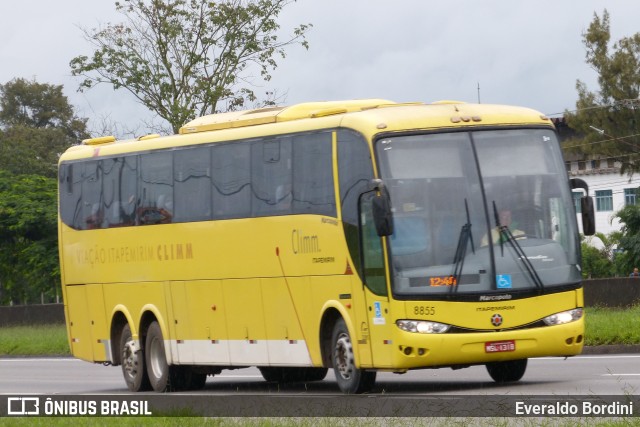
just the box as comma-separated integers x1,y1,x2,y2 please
536,355,640,360
601,373,640,376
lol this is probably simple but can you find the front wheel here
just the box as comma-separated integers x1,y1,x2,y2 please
486,359,528,383
331,318,376,394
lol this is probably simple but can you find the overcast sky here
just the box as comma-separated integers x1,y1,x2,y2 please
1,0,639,135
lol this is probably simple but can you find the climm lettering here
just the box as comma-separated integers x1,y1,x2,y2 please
156,243,193,261
292,229,320,254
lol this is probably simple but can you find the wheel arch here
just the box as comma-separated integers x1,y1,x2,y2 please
319,303,354,368
109,305,136,366
139,305,173,365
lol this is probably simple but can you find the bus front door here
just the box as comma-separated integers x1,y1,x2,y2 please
359,193,393,368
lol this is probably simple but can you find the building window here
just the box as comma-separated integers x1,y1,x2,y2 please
572,191,582,213
607,158,615,168
590,160,599,170
625,188,639,206
578,161,586,171
595,190,613,211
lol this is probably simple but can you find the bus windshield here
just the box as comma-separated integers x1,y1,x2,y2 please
375,128,581,297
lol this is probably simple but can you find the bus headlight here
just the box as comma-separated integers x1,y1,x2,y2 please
543,308,583,326
396,320,451,334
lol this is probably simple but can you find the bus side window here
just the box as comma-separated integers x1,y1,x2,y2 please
211,142,251,219
81,160,103,230
174,146,212,222
140,151,173,225
292,132,336,217
59,163,83,230
251,137,293,217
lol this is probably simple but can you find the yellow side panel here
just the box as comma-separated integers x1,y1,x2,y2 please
65,286,93,362
65,284,107,362
261,277,306,341
184,280,228,341
223,278,268,364
85,284,108,361
168,281,193,363
261,277,310,365
182,280,230,364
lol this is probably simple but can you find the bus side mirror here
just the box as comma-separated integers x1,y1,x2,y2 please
570,178,595,236
581,196,595,236
370,179,394,237
372,194,393,237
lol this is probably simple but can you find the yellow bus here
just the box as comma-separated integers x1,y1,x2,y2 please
58,99,595,394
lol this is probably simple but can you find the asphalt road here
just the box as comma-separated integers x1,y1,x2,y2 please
1,353,639,396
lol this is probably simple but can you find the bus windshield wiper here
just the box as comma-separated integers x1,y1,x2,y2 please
492,202,544,291
450,199,475,294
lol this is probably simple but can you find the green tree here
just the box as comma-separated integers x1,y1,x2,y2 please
615,204,640,274
0,78,88,139
564,10,640,173
0,171,59,305
0,78,89,178
580,242,612,279
70,0,311,133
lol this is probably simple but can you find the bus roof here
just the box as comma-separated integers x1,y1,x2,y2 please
63,100,553,162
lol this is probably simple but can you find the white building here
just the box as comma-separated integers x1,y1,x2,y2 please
566,157,640,236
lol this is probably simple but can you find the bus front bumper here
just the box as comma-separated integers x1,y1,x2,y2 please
388,317,584,370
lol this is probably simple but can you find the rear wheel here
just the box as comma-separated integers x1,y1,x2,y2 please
120,323,150,392
331,318,376,394
486,359,528,383
145,321,170,392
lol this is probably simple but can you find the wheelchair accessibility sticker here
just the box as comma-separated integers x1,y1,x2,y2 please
373,301,386,325
497,274,512,289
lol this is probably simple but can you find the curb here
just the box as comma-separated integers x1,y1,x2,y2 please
582,345,640,354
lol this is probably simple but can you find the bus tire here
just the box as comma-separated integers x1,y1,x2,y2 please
120,323,150,392
486,359,528,383
331,318,376,393
145,321,170,392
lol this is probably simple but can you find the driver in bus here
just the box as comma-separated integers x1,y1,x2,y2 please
481,209,525,246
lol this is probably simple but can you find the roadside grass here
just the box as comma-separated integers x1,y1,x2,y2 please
0,324,69,356
584,304,640,346
1,305,640,357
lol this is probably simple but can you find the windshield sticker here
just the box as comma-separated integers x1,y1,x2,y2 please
496,274,512,289
373,302,386,325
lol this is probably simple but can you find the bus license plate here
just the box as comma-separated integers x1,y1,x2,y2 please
485,340,515,353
